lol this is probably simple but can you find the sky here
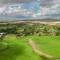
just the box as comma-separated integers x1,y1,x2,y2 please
39,0,60,19
0,0,60,19
0,0,34,3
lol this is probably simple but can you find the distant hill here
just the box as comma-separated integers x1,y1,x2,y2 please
0,18,60,23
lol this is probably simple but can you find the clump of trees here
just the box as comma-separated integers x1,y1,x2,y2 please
0,22,60,36
0,22,60,52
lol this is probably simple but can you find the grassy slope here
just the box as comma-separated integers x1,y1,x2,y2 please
25,36,60,58
0,35,60,60
0,35,40,60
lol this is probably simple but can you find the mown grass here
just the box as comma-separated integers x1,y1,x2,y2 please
0,35,60,60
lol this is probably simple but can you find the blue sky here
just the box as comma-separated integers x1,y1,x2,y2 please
0,0,60,19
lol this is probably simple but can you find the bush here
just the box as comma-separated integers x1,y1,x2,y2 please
0,22,60,36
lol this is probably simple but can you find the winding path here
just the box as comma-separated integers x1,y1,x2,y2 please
28,39,60,60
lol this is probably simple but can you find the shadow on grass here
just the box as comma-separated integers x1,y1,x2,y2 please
40,56,60,60
0,44,25,60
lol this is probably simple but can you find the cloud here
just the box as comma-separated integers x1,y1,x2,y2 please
0,0,40,19
0,0,60,19
32,0,60,19
40,0,60,7
0,0,34,4
0,1,40,17
40,0,54,7
0,3,35,18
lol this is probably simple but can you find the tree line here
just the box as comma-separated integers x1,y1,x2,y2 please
0,22,60,36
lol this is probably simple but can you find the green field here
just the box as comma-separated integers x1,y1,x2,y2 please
0,35,60,60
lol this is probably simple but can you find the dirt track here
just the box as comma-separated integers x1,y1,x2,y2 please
28,39,60,60
28,39,53,58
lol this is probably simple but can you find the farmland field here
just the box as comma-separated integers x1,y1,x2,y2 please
0,35,60,60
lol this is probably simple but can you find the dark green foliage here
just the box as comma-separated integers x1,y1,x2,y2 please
0,22,60,36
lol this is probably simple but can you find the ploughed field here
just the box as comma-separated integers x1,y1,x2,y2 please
0,35,60,60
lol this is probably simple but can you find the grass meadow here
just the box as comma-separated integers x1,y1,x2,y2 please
0,35,60,60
